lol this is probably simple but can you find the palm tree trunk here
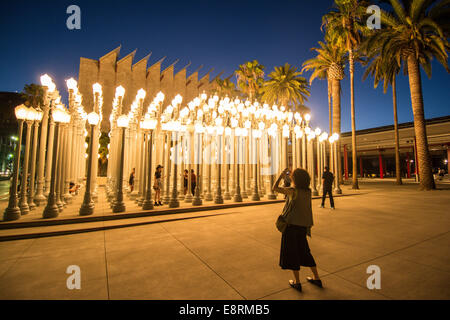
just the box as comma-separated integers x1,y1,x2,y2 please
331,77,341,173
392,77,402,185
349,48,358,189
327,77,333,135
406,54,435,190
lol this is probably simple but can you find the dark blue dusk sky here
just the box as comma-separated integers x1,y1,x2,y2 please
1,0,449,133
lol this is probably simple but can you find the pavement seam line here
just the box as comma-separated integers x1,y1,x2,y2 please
102,229,111,300
158,223,247,300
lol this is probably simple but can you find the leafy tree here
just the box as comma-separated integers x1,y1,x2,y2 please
235,60,265,100
322,0,370,188
21,84,44,108
261,63,310,112
364,0,449,190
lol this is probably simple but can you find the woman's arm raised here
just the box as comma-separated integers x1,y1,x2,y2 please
272,168,294,197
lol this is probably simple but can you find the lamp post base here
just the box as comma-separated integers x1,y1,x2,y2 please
79,202,94,216
233,193,242,202
168,199,180,208
44,204,60,218
142,200,154,210
205,192,213,201
3,207,21,221
334,188,342,195
223,191,231,200
112,202,125,213
214,194,224,204
312,189,319,196
241,190,248,198
267,193,277,200
251,193,260,201
184,194,193,202
192,197,202,206
34,194,47,206
19,203,30,215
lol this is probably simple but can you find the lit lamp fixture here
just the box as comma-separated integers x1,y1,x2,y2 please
140,115,157,210
113,115,129,213
3,105,28,220
79,112,100,216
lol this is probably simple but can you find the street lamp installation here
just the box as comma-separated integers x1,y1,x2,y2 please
79,112,100,216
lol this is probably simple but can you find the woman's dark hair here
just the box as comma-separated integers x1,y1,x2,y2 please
291,168,310,190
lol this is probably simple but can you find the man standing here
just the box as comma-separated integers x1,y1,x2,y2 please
320,166,335,209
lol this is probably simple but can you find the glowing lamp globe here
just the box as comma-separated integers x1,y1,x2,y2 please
93,83,102,95
87,112,100,126
201,93,207,100
315,128,322,136
66,78,78,91
304,113,311,122
115,86,125,98
117,115,129,128
216,126,224,136
35,107,44,122
14,104,28,120
40,74,56,92
137,89,146,100
52,108,66,123
195,123,205,134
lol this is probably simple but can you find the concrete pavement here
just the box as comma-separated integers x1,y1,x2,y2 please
0,181,449,299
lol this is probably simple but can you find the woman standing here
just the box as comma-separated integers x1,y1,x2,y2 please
272,168,322,292
153,165,163,206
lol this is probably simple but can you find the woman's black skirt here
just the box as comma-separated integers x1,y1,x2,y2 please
279,224,316,270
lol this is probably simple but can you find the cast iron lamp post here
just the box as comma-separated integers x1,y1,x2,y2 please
332,133,342,194
18,107,37,215
233,127,243,202
3,105,28,221
192,121,205,206
44,107,70,218
112,114,129,213
141,115,157,210
79,112,100,216
27,107,43,210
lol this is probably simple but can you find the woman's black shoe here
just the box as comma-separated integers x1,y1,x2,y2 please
154,202,159,206
306,277,323,288
158,201,162,206
289,280,302,292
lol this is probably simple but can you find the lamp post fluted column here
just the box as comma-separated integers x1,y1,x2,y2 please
113,118,127,213
214,130,224,204
43,120,61,219
169,131,180,208
233,132,243,202
163,132,172,204
223,131,231,200
193,128,203,206
309,136,318,196
334,138,342,194
267,133,276,200
3,118,25,221
18,120,33,215
27,120,40,210
35,94,51,205
251,131,260,201
205,132,213,201
80,112,99,216
142,130,154,210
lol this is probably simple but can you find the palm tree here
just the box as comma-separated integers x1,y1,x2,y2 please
365,0,449,190
322,0,370,189
261,63,310,112
214,76,238,98
235,60,265,100
21,83,44,108
362,43,403,185
302,39,347,144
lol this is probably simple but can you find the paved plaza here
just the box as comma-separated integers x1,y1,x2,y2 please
0,180,449,300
